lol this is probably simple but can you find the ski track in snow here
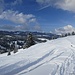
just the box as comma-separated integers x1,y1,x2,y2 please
0,36,75,75
2,49,56,75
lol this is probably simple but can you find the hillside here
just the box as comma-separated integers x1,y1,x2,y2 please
0,36,75,75
0,31,58,54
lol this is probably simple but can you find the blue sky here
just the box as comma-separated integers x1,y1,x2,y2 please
0,0,75,32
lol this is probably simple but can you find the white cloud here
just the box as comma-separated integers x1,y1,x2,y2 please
0,25,15,31
0,10,41,31
0,0,23,14
0,10,35,24
55,25,75,35
29,18,36,23
11,0,23,6
0,24,30,31
55,0,75,12
34,25,42,31
36,0,75,12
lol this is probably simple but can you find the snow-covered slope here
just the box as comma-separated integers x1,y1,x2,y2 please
0,36,75,75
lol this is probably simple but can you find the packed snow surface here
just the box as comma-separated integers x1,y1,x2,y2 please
0,36,75,75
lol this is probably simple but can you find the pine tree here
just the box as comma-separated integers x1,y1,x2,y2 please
13,41,18,53
7,49,11,56
72,31,75,35
65,33,67,37
67,33,70,36
23,33,35,49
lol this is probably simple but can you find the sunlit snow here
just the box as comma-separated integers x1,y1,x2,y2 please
0,36,75,75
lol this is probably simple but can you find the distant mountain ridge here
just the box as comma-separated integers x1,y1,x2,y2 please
0,30,58,37
0,30,59,54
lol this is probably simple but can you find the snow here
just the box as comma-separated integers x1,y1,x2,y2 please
38,38,49,41
0,36,75,75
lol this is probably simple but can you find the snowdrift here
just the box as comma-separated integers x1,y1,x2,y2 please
0,36,75,75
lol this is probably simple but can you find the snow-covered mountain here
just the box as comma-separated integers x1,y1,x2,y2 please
0,35,75,75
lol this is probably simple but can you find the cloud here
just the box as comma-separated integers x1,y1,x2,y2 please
55,25,75,35
29,18,36,23
36,0,75,12
55,0,75,12
0,10,35,24
11,0,23,6
0,0,23,13
0,24,30,31
0,24,41,31
0,25,15,31
0,10,41,31
0,1,42,31
34,25,42,31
